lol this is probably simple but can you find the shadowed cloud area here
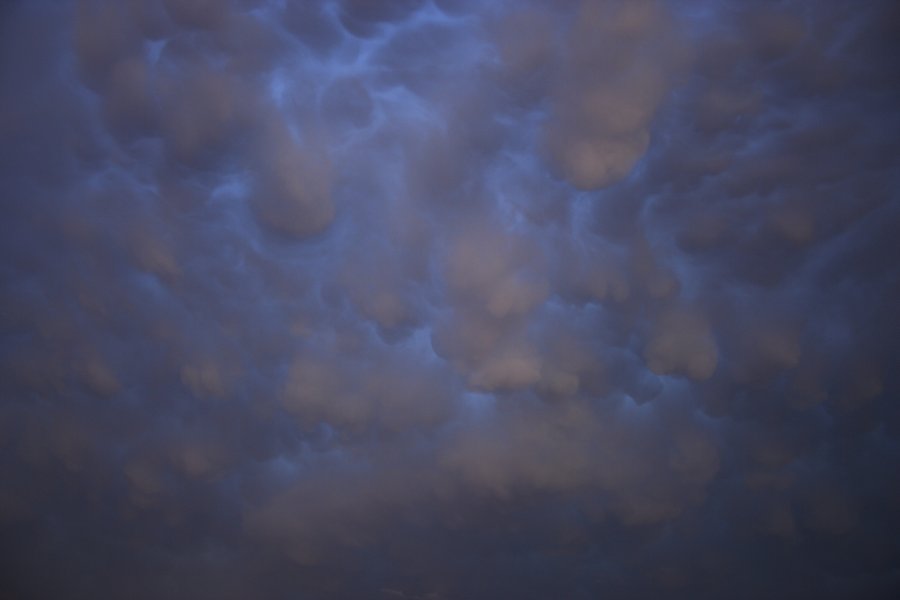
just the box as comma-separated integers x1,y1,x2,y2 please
1,0,899,598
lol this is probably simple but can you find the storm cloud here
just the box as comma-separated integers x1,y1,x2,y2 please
1,0,899,598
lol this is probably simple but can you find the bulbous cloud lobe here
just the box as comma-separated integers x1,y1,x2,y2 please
1,0,899,598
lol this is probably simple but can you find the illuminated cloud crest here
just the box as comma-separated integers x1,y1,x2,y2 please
1,0,898,598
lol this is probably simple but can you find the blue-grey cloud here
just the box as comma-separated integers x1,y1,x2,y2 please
1,0,899,598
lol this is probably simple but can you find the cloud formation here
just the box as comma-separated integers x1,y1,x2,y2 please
1,0,899,598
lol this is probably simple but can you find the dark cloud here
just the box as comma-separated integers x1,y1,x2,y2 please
1,0,899,598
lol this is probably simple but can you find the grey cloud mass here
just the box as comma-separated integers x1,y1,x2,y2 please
1,0,899,598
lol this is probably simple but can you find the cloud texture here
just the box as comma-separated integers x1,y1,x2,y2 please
1,0,899,598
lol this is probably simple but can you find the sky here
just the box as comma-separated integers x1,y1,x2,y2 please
0,0,898,598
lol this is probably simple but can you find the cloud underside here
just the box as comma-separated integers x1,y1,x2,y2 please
1,0,899,598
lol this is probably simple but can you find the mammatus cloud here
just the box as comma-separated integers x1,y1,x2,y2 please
1,0,899,598
643,308,717,381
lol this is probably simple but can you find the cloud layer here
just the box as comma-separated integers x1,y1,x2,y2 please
1,0,899,598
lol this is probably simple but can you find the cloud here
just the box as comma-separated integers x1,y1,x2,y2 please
249,120,335,239
540,0,686,189
1,0,899,598
643,308,718,381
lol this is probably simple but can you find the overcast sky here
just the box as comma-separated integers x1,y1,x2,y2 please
1,0,899,598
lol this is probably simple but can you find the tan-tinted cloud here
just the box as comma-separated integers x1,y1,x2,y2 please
541,0,686,189
643,308,718,381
